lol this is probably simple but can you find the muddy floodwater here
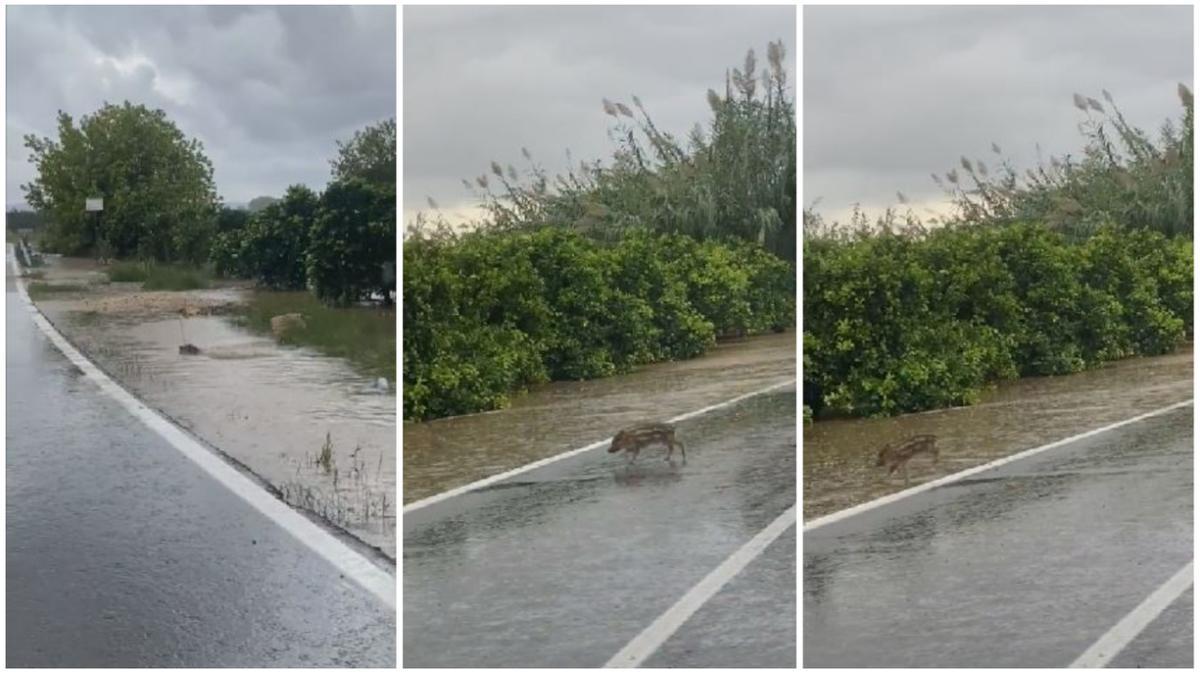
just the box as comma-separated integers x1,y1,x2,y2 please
404,330,796,504
803,345,1193,521
26,256,396,558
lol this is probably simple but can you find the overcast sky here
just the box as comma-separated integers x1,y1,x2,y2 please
404,5,795,225
804,5,1193,224
6,5,395,208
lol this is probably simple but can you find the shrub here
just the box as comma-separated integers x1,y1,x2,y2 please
403,227,792,421
306,179,396,306
803,220,1191,419
220,185,318,290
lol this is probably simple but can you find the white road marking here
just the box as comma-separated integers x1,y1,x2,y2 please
803,399,1193,531
1069,560,1194,667
402,378,796,513
604,504,796,668
8,249,395,610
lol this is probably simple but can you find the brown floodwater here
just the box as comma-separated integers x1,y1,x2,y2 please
403,330,797,504
30,256,396,558
803,345,1194,522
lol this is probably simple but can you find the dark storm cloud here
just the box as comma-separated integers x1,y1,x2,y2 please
6,5,395,207
403,5,796,223
804,5,1193,222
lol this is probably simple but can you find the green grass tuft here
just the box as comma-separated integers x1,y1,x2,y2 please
106,261,149,282
142,265,209,290
26,282,87,299
107,261,209,290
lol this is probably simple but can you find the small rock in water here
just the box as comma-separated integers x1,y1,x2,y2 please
375,377,389,392
179,343,201,355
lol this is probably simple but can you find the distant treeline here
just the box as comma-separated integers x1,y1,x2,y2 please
803,85,1194,422
6,209,48,231
404,41,797,421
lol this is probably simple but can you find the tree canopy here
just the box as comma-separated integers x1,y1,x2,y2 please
22,101,219,262
330,118,396,187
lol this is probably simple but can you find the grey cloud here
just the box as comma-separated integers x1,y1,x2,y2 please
804,5,1192,220
6,5,395,207
403,5,795,222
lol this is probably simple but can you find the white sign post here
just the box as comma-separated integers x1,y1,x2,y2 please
85,197,104,259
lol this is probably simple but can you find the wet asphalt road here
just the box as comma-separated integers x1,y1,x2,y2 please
804,404,1193,668
6,280,395,666
403,388,796,667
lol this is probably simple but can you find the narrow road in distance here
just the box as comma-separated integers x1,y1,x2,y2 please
6,261,395,667
804,403,1193,668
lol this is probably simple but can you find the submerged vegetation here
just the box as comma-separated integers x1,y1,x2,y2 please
803,85,1194,420
234,290,396,382
405,42,796,422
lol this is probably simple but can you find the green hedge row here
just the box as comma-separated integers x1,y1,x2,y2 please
211,178,395,306
403,228,794,421
803,222,1192,418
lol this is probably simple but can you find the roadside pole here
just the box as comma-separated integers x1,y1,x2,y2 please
86,196,103,259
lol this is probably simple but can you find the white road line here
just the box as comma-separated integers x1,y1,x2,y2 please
604,504,796,668
402,378,796,513
803,399,1194,531
8,249,395,610
1069,561,1194,668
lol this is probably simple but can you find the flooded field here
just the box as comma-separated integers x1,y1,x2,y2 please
803,345,1194,521
26,256,396,558
403,330,796,504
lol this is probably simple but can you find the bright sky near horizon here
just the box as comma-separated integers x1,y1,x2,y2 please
804,5,1193,225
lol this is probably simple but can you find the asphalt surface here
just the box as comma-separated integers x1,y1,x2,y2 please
804,404,1193,668
403,388,796,667
6,275,395,666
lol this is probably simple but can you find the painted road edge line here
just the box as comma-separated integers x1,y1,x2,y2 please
1069,560,1194,667
803,399,1194,532
402,378,797,514
604,504,797,668
8,249,395,610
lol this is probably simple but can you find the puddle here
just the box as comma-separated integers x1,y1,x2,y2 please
803,345,1194,521
403,330,796,504
30,256,396,558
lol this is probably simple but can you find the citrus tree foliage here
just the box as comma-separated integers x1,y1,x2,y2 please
804,222,1191,418
22,101,218,262
211,185,318,289
330,118,396,187
403,227,793,421
306,179,397,306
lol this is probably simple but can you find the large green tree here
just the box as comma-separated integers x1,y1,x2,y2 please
330,118,396,187
22,101,219,262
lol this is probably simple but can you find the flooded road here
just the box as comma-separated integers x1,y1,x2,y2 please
404,330,794,504
803,403,1192,667
28,256,395,557
6,265,395,667
404,386,796,667
804,347,1193,520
